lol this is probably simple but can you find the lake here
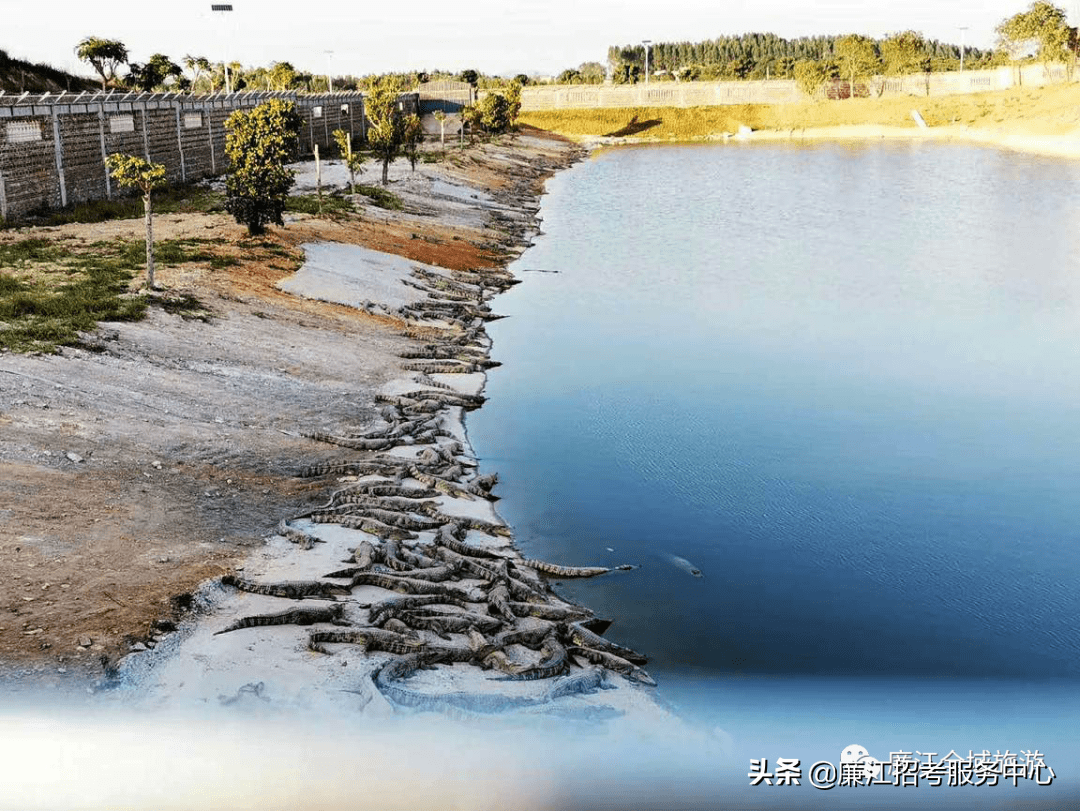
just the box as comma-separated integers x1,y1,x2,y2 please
468,140,1080,807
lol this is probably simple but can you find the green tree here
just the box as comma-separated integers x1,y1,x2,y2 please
997,2,1077,76
432,109,449,148
793,59,829,97
579,61,607,83
881,31,930,76
75,37,128,90
402,114,423,171
835,34,880,98
458,69,479,86
183,55,211,91
366,77,408,185
104,154,166,288
557,68,583,84
504,80,523,126
127,53,183,91
332,128,363,193
476,93,512,134
460,104,482,142
269,61,298,91
223,99,302,235
513,73,530,85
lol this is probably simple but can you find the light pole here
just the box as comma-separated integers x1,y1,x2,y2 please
211,4,234,93
325,49,334,93
642,39,652,85
959,26,968,72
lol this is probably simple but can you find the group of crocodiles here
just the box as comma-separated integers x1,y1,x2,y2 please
214,186,652,718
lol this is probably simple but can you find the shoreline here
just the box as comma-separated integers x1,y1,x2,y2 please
0,129,680,726
568,121,1080,161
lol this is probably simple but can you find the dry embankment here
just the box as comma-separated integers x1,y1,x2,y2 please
0,129,579,689
520,82,1080,158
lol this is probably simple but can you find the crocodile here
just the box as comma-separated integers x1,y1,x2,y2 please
344,484,442,500
487,634,568,681
507,602,594,622
567,646,657,687
276,519,323,549
564,622,648,665
402,361,481,375
298,460,398,478
401,610,504,635
433,528,506,560
307,627,426,655
214,604,348,635
302,432,394,451
357,508,442,532
486,582,517,623
406,468,475,500
367,594,472,626
347,571,480,601
394,563,459,582
312,515,418,541
220,575,349,601
464,473,499,497
426,512,513,538
352,540,378,568
523,560,611,579
544,666,615,700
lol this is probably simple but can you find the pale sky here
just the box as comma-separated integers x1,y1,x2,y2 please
2,0,1070,79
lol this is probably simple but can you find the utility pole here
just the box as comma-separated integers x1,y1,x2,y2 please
643,39,652,85
959,26,968,72
325,50,334,93
211,4,234,93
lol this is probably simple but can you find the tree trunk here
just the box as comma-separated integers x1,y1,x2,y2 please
143,192,155,289
381,157,389,186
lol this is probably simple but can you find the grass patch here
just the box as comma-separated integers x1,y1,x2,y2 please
0,249,146,353
285,192,355,217
355,184,403,211
17,183,225,227
518,83,1080,141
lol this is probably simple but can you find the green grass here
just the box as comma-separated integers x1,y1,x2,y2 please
0,239,147,353
355,184,403,211
15,183,225,227
285,192,355,217
0,235,234,353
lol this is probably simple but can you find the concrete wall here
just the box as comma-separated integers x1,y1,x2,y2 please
520,64,1075,111
0,90,373,222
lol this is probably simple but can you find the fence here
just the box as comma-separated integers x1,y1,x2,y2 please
520,63,1074,111
417,80,475,114
0,89,421,223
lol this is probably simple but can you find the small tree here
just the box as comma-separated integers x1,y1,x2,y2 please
881,31,931,95
127,53,183,91
366,76,407,185
460,104,482,142
402,114,423,171
223,99,302,235
835,34,881,99
332,128,364,193
432,110,448,148
504,80,523,127
793,59,829,98
476,93,512,134
183,55,211,91
104,154,166,289
75,37,128,90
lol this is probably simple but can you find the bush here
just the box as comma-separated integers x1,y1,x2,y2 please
223,100,302,235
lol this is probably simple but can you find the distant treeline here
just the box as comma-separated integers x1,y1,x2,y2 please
596,34,995,84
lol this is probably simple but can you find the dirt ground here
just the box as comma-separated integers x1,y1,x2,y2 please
0,128,582,687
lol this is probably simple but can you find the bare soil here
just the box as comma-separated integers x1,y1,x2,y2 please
0,128,583,688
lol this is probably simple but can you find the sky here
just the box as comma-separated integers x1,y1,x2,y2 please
3,0,1074,79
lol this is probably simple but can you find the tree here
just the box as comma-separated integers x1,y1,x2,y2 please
432,109,449,148
793,59,829,97
366,76,408,185
268,61,298,91
997,2,1077,76
476,93,512,134
75,37,128,90
223,99,302,235
503,80,523,127
104,154,166,288
127,53,183,91
332,128,364,194
557,68,583,84
402,114,423,171
183,55,212,91
458,69,479,86
881,31,930,76
460,104,482,142
835,34,880,98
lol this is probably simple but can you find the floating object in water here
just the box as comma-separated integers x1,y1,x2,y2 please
668,555,703,578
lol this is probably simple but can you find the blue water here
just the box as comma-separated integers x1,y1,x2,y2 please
467,141,1080,805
